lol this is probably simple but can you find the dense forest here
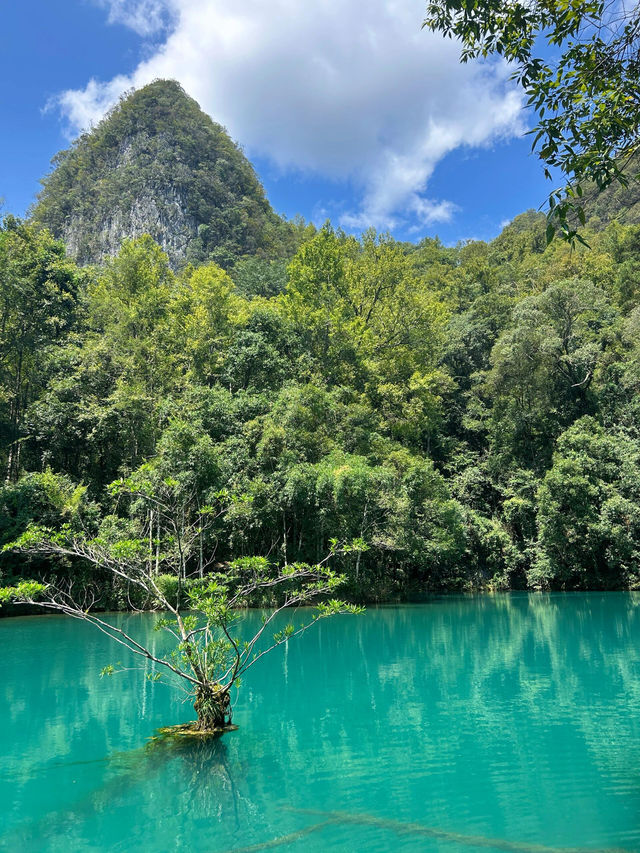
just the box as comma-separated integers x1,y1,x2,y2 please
3,207,640,601
3,85,640,604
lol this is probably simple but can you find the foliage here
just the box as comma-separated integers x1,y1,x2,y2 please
533,417,640,588
0,217,81,480
5,176,640,594
423,0,640,243
0,482,363,730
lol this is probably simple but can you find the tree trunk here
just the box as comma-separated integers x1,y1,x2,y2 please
193,684,232,731
155,512,160,576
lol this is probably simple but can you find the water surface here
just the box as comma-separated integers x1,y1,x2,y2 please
1,593,639,851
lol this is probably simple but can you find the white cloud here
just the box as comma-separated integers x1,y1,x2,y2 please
54,0,525,231
53,75,133,132
94,0,176,36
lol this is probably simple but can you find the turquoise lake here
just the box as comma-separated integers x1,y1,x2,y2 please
1,593,640,852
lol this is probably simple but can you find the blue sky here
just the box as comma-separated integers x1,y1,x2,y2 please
0,0,553,245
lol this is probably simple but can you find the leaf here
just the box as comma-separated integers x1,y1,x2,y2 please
546,221,556,244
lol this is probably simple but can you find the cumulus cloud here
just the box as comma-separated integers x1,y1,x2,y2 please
54,75,133,132
55,0,525,230
94,0,176,36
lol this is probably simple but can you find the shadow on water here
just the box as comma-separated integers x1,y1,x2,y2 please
2,727,246,850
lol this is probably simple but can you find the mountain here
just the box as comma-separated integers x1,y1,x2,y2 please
582,157,640,229
32,80,297,268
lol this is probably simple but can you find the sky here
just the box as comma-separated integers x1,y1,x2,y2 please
0,0,554,245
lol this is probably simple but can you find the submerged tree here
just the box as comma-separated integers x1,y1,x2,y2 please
0,472,363,733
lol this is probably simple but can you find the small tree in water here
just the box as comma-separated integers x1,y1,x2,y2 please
0,473,363,733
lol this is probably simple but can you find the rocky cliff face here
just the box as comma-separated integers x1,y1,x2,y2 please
33,80,294,268
62,185,198,266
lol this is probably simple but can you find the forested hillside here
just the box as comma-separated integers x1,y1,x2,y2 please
3,188,640,600
580,156,640,230
32,81,305,269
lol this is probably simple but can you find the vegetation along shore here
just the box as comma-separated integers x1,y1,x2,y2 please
3,81,640,617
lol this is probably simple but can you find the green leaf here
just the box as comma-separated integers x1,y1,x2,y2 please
546,221,556,244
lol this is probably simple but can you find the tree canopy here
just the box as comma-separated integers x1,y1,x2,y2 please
3,200,640,595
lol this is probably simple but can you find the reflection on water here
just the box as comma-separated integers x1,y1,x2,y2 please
1,594,639,852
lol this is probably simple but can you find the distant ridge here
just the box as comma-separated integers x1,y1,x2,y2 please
32,80,297,268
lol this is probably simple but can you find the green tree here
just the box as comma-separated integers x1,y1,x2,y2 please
0,218,79,480
533,417,640,588
484,279,619,467
88,235,176,394
172,262,243,385
29,237,181,488
0,470,96,584
1,476,362,733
